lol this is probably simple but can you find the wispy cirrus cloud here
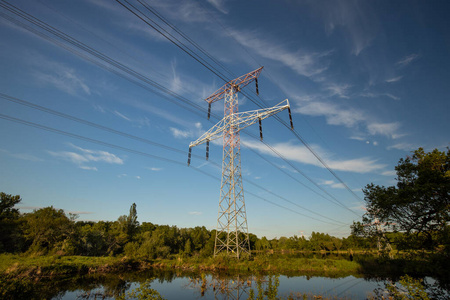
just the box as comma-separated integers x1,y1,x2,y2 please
48,143,123,170
114,110,131,121
170,122,202,139
396,54,419,67
207,0,229,14
385,76,403,83
242,140,386,173
296,101,365,127
317,0,378,55
28,55,91,96
325,83,352,98
230,29,330,78
147,167,163,171
367,122,402,139
381,170,396,177
361,92,400,101
170,127,193,139
387,142,417,151
189,211,202,216
321,180,345,189
0,149,43,162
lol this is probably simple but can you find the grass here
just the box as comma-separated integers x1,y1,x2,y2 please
0,253,132,277
1,251,444,280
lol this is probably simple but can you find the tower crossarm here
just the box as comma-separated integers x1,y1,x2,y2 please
205,67,263,104
189,99,290,148
231,99,290,133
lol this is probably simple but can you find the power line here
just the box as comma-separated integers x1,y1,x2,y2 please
0,93,347,225
0,1,361,216
0,92,214,164
0,112,345,226
114,0,364,204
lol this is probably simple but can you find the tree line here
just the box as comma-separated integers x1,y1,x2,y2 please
1,147,448,258
1,193,380,258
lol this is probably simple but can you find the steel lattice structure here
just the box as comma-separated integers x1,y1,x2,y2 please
188,67,293,258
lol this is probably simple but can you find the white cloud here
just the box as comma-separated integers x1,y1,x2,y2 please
349,136,365,141
79,166,98,171
0,149,43,162
318,1,377,55
321,180,345,189
29,56,91,96
48,144,123,169
296,101,365,127
189,211,203,215
207,0,229,14
150,1,209,23
384,93,400,101
170,127,192,139
396,54,419,67
367,122,401,139
385,76,403,83
381,170,396,177
126,98,192,127
326,83,351,98
387,142,416,151
148,167,162,171
169,60,183,94
135,176,141,179
48,151,89,165
361,92,400,101
242,140,386,173
114,110,131,121
230,29,330,78
70,144,124,164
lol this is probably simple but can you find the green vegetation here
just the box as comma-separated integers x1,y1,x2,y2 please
352,147,450,253
1,148,449,298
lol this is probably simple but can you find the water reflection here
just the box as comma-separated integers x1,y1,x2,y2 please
1,263,449,299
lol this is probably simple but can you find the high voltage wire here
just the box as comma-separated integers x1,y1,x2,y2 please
241,136,362,218
0,3,208,119
113,0,364,205
0,1,360,217
0,92,212,164
0,92,346,225
0,112,344,226
115,0,231,83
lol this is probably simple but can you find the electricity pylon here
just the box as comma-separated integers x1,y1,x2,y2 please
188,67,293,258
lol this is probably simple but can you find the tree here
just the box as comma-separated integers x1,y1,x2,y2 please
22,206,76,254
0,193,23,252
126,203,139,240
356,148,450,251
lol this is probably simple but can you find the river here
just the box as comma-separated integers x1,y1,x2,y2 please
10,270,440,299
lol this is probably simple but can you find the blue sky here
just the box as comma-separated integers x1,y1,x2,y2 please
1,0,449,239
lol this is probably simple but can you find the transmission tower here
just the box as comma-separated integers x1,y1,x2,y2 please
188,67,294,258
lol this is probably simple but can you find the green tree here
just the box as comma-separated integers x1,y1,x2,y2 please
357,148,450,251
127,203,139,240
22,206,76,254
0,192,23,252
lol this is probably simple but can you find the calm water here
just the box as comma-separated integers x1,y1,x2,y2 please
54,274,386,299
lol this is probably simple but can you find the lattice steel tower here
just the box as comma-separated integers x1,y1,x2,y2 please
188,67,293,258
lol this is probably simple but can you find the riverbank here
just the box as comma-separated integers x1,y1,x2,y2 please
0,252,368,279
2,252,449,300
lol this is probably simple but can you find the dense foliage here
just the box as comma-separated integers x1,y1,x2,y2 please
1,193,378,258
352,148,450,253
